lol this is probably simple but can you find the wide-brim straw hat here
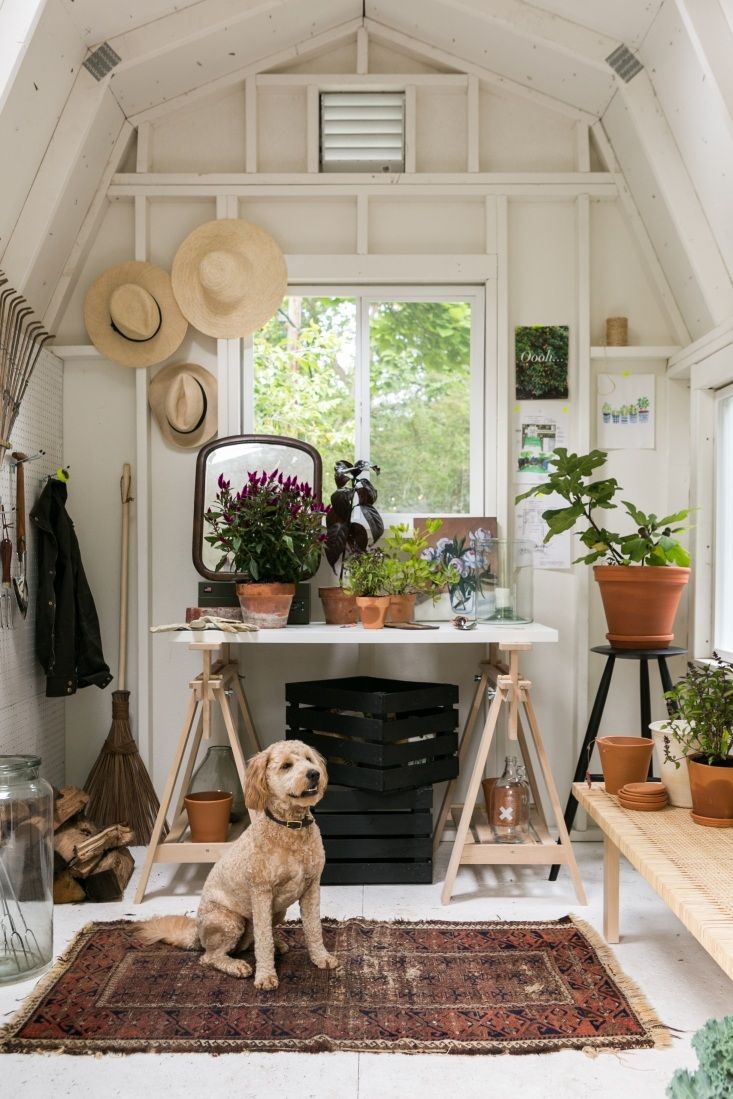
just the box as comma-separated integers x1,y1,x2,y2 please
148,362,217,449
84,261,188,368
171,218,287,339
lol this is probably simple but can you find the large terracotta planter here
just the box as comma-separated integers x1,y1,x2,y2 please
356,595,391,630
236,582,295,628
387,594,416,624
687,756,733,825
184,790,232,842
593,565,690,650
318,586,357,625
649,720,693,808
597,735,654,794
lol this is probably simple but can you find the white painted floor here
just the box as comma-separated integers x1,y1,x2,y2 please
1,841,731,1099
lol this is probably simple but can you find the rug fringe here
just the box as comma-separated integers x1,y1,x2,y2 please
569,916,672,1050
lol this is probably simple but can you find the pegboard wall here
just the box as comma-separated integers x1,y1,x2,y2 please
0,348,64,788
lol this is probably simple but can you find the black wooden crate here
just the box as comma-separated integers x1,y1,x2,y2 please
316,785,433,885
285,676,459,793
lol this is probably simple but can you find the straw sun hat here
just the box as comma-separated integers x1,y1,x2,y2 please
148,362,218,449
171,218,287,338
84,261,188,368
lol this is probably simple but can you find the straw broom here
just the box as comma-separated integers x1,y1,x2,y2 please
84,463,163,844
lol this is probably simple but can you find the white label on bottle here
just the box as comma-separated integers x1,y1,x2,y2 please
499,806,514,821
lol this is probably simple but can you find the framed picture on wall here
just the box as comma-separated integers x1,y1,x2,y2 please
515,325,569,400
414,516,498,620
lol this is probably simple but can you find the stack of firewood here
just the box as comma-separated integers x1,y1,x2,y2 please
53,786,135,903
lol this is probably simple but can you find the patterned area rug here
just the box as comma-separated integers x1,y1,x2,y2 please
0,916,669,1055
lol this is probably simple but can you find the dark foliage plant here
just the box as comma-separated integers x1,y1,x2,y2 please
663,654,733,768
324,459,384,578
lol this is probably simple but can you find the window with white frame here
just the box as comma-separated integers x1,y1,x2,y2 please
248,287,485,516
714,383,733,661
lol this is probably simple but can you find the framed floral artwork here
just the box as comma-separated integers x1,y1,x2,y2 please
414,516,498,619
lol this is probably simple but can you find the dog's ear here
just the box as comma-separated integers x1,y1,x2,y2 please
313,747,328,791
244,748,270,811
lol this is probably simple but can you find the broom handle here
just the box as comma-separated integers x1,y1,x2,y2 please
119,463,132,692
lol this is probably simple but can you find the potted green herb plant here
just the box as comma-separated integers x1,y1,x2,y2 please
381,520,457,622
204,470,328,628
319,460,383,625
342,547,390,629
662,654,733,825
516,449,691,648
667,1014,733,1098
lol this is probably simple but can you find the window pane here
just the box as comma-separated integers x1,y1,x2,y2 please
253,296,356,492
715,393,733,656
369,300,472,513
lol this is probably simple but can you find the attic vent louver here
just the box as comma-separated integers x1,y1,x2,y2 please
83,42,121,81
320,92,405,173
605,45,643,83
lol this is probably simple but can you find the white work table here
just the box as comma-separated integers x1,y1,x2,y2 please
173,622,558,646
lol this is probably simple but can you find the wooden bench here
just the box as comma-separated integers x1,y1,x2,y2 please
574,782,733,982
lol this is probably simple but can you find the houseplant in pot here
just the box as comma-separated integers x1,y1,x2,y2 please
320,459,384,624
516,448,692,648
663,654,733,825
382,520,457,622
203,469,328,628
343,547,390,629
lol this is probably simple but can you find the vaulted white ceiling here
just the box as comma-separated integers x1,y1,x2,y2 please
1,0,732,346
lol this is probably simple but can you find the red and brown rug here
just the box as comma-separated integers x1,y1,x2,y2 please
0,916,669,1055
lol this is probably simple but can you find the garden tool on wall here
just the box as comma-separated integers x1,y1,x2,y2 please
1,502,13,628
11,452,28,618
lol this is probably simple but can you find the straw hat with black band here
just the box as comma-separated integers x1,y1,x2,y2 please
84,261,188,368
148,362,217,449
171,218,287,339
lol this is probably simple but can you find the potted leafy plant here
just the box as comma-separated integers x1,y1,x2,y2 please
516,449,691,648
382,520,457,622
638,395,650,423
342,547,391,629
204,470,328,628
667,1014,733,1097
601,402,612,424
319,460,384,625
662,654,733,825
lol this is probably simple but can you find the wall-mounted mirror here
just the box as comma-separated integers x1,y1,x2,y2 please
193,434,323,580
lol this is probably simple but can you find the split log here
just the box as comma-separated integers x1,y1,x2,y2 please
54,818,98,870
71,824,135,878
53,786,89,829
53,870,86,904
83,847,135,902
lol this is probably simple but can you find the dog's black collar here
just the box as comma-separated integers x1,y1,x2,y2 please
265,807,314,829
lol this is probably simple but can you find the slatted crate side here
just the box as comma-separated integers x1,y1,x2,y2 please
323,836,432,859
319,785,433,811
285,676,459,714
321,862,433,885
286,704,458,743
323,753,458,792
287,727,458,767
316,810,433,836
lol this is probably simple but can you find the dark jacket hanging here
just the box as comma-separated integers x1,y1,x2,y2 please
30,478,113,698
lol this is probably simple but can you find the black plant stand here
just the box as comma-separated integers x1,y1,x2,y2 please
549,644,686,882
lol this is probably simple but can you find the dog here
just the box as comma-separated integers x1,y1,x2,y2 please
138,739,340,989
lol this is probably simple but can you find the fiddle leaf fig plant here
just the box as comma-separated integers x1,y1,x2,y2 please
324,459,384,578
515,448,691,567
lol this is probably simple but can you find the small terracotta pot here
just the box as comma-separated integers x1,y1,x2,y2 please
687,756,733,823
319,586,358,625
597,735,654,794
593,565,690,650
184,791,233,842
387,594,417,624
481,777,498,821
356,595,391,629
236,582,295,629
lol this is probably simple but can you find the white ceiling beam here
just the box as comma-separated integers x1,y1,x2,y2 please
364,18,597,123
615,72,733,325
672,0,733,134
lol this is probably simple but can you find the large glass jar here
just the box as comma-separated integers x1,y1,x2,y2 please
189,745,245,822
490,755,530,843
473,537,533,624
0,756,54,984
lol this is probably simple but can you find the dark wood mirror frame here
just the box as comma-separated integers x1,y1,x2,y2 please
192,433,323,581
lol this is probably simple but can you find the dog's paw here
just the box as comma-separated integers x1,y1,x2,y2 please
254,971,279,990
313,952,341,970
274,938,289,955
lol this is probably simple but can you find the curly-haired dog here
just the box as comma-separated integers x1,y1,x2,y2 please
138,740,340,989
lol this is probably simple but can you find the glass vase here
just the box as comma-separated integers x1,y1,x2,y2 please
189,745,245,822
473,537,534,623
490,755,530,843
0,756,54,984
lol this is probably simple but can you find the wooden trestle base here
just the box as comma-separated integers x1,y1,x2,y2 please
434,643,587,906
134,641,261,903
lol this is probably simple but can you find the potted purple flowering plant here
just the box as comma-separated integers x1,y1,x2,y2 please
204,469,328,628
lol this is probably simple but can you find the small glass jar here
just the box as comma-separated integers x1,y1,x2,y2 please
189,745,245,822
0,756,54,984
490,755,530,843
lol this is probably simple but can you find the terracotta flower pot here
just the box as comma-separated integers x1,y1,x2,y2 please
481,777,498,822
593,565,690,650
649,720,693,807
184,790,233,843
597,735,654,794
236,582,295,628
318,586,358,625
387,593,416,624
687,756,733,825
356,595,391,629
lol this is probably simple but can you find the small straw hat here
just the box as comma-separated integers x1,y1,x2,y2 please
171,218,287,338
148,362,218,449
84,261,188,368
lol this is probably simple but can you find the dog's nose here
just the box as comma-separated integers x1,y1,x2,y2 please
306,768,320,783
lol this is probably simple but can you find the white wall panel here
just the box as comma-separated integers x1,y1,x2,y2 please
239,198,356,254
257,90,308,173
479,88,575,171
369,198,485,253
152,88,247,172
415,89,467,172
